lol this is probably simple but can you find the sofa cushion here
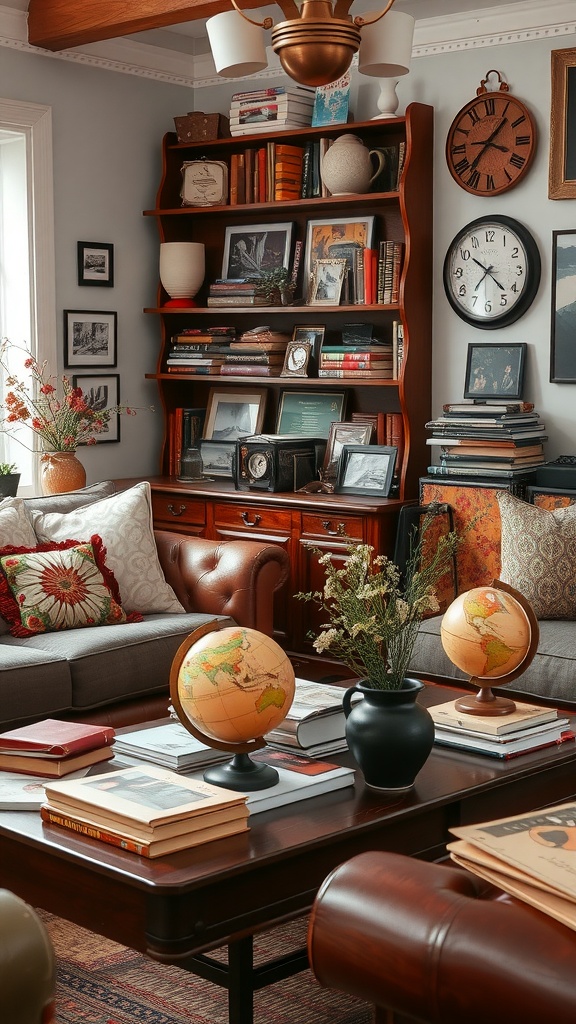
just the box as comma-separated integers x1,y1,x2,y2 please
0,644,72,726
497,490,576,619
0,499,39,636
30,482,184,615
23,479,116,516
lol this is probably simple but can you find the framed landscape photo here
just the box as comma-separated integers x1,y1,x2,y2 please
72,374,120,443
304,216,375,291
549,48,576,199
464,343,527,399
64,310,117,368
276,390,347,438
309,258,347,306
322,420,373,484
77,241,114,287
551,229,576,381
199,439,236,479
221,222,293,280
203,387,266,441
336,444,397,497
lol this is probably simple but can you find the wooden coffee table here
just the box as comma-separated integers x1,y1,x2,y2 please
1,679,575,1024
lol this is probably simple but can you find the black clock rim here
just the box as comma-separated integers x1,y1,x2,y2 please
445,94,536,196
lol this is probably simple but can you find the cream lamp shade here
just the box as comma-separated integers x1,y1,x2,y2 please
206,10,268,77
358,10,414,118
159,242,205,309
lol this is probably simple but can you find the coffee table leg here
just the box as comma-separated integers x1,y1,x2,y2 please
228,936,254,1024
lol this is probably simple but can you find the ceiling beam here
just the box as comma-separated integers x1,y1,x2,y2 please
27,0,269,51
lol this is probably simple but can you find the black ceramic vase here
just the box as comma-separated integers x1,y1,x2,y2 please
342,678,434,791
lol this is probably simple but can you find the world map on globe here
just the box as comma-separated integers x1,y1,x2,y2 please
440,586,532,681
174,626,295,745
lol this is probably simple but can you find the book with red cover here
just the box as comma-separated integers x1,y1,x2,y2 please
0,719,115,757
0,745,113,777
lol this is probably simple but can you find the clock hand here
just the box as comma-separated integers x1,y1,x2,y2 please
469,118,509,172
472,258,494,290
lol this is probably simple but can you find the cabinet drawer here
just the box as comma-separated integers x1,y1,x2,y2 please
214,503,292,534
152,493,206,528
301,513,364,541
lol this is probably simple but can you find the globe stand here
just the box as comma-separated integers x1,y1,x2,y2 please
454,682,516,716
204,752,279,791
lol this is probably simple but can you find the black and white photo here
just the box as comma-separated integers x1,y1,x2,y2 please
221,223,293,280
464,343,527,398
77,241,114,287
203,388,267,441
64,310,117,367
336,445,397,497
72,374,120,443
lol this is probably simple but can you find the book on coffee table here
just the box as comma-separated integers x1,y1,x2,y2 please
433,719,574,759
264,678,359,755
111,720,230,772
0,744,114,778
429,700,559,736
0,719,115,756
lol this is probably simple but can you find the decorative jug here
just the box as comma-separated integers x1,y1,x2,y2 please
320,135,386,196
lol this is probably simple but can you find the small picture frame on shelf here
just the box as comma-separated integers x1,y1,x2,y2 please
77,241,114,287
308,258,347,306
292,325,325,365
304,216,375,291
551,229,576,382
199,439,236,478
72,374,120,443
464,343,527,399
203,387,267,441
276,390,347,438
336,444,397,497
322,420,373,484
221,223,294,280
281,339,313,377
64,310,117,368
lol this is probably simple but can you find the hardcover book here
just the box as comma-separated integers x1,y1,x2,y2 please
429,699,559,735
0,719,115,757
264,678,358,751
0,745,113,778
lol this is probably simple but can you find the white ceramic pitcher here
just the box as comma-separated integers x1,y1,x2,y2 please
320,135,386,196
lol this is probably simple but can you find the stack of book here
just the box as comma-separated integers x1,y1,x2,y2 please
42,764,250,857
166,327,238,374
265,678,357,757
112,721,232,772
0,719,116,778
219,327,291,377
228,86,315,136
206,280,269,309
376,240,404,304
430,699,574,760
319,340,394,379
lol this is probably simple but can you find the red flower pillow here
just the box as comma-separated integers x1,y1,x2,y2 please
0,536,143,637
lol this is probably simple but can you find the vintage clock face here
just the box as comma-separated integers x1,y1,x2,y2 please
247,451,269,480
443,215,541,329
445,88,536,196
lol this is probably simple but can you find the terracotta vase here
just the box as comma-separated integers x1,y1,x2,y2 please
40,452,86,495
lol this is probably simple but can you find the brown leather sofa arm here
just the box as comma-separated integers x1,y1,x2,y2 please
154,530,289,636
307,851,576,1024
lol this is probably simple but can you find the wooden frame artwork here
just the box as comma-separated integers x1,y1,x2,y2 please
72,374,120,443
64,310,117,368
550,229,576,382
322,420,373,484
304,215,375,286
336,444,397,497
77,241,114,286
549,48,576,199
203,387,266,441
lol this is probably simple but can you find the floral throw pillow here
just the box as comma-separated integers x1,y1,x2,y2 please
0,536,143,637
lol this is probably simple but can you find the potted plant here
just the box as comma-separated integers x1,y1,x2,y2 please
248,267,295,305
0,462,20,497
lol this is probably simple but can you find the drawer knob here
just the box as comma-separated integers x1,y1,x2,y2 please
241,512,261,527
167,503,186,517
321,520,346,536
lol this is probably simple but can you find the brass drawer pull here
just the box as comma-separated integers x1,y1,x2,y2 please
321,520,346,536
241,512,262,527
167,503,186,517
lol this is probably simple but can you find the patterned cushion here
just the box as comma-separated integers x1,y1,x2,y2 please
0,497,38,548
29,482,184,615
497,490,576,619
0,536,142,637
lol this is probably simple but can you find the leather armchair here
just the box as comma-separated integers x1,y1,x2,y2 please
0,890,55,1023
307,851,576,1024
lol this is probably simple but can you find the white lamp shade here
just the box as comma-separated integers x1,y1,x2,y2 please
206,11,268,78
358,10,415,78
159,242,205,307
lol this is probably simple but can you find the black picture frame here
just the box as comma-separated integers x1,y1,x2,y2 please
551,229,576,382
549,48,576,200
464,343,527,399
336,445,397,497
221,222,293,280
72,374,120,443
77,241,114,287
199,439,236,478
64,310,117,368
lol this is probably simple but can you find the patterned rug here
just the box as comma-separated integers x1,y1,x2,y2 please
38,909,371,1024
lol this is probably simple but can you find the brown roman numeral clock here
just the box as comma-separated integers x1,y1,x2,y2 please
445,70,536,196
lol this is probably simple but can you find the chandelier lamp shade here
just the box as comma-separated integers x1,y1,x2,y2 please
206,0,411,88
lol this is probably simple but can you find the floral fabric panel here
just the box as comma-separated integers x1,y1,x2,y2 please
420,482,502,593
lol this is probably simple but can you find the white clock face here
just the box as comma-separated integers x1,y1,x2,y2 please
248,452,268,479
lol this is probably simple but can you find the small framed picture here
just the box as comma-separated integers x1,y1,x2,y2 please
199,439,236,478
64,310,117,368
281,339,313,377
309,258,347,306
72,374,120,443
304,216,375,288
221,222,293,280
464,343,527,399
203,387,267,441
292,325,325,365
336,444,397,497
322,420,373,484
77,241,114,287
551,229,576,381
276,390,347,437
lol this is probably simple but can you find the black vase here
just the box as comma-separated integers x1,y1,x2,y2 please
0,473,20,498
342,678,434,791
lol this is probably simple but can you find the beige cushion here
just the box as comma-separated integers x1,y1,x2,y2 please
497,490,576,619
29,482,184,615
0,498,38,548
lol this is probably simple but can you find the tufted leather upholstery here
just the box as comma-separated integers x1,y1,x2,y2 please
308,851,576,1024
0,890,55,1023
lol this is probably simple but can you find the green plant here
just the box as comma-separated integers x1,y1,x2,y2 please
0,462,18,475
248,267,295,303
296,508,461,690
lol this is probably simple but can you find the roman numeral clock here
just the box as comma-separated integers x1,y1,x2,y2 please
445,70,536,196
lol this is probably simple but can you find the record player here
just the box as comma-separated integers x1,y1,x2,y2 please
235,435,326,492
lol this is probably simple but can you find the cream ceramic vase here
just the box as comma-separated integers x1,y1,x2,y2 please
159,242,205,308
320,135,386,196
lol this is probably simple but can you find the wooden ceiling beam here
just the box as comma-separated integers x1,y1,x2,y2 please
27,0,268,51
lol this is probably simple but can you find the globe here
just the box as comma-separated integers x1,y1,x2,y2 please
441,585,533,682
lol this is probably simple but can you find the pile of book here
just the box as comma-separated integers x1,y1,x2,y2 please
112,720,232,772
0,719,116,778
166,326,238,374
228,85,315,137
430,699,574,760
265,678,355,757
207,280,269,308
319,339,394,379
219,327,291,376
42,763,250,857
376,240,404,304
425,399,548,486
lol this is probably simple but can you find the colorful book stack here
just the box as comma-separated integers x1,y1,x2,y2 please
228,85,315,137
377,240,404,304
220,328,291,376
165,326,238,374
430,699,574,760
0,719,115,777
318,340,394,379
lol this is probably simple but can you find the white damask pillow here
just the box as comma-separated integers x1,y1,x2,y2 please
30,482,184,615
0,498,39,634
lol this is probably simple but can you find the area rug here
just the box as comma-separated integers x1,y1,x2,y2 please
38,909,371,1024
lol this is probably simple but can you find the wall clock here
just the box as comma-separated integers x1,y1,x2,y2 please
445,70,537,196
443,215,541,329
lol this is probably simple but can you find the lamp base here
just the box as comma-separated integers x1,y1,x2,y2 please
162,298,199,308
371,78,401,120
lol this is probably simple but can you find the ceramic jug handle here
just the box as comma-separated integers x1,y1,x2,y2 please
368,150,386,187
343,686,360,719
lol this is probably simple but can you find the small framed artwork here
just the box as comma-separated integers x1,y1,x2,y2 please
304,216,375,289
199,439,236,478
551,230,576,382
322,420,373,484
292,325,325,364
221,222,293,280
309,258,347,306
64,310,117,368
549,48,576,199
336,444,397,497
77,241,114,287
203,387,267,441
72,374,120,443
281,339,313,377
464,343,527,399
276,390,347,438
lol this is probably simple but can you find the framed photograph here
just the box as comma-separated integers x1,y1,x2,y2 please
549,48,576,199
464,343,527,399
551,230,576,382
292,325,325,364
64,310,117,368
322,420,373,484
72,374,120,443
304,216,375,290
77,241,114,287
199,439,236,479
221,222,293,280
276,390,347,438
336,444,397,497
203,387,267,441
281,339,313,377
309,258,347,306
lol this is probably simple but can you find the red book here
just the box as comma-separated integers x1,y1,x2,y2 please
0,719,115,757
257,147,267,203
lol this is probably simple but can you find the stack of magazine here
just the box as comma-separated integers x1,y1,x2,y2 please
429,699,575,760
112,721,231,773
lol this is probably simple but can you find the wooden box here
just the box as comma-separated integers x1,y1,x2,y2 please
173,112,230,143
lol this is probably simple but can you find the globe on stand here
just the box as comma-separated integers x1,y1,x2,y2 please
170,622,295,791
440,579,539,716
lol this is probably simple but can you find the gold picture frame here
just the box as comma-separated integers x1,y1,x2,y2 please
308,258,347,306
281,339,313,377
549,47,576,199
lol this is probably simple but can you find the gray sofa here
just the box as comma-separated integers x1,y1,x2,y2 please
0,481,289,731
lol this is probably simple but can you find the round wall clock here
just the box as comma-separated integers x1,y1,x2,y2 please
445,70,536,196
443,215,541,329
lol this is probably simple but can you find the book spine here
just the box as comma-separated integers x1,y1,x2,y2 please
354,247,365,305
229,153,239,205
319,360,391,370
319,351,392,361
167,366,222,374
318,368,393,378
41,806,153,856
206,296,269,307
257,147,267,203
219,364,277,376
